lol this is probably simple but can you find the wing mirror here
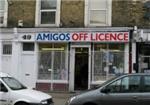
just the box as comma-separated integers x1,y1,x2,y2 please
1,87,8,92
101,88,110,94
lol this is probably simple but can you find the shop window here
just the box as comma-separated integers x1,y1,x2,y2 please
36,0,60,27
23,43,34,51
0,0,7,27
85,0,111,27
92,43,125,82
2,43,12,55
38,43,68,81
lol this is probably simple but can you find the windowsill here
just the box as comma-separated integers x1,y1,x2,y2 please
86,24,111,27
37,80,68,83
36,24,59,27
22,51,34,54
91,81,106,85
2,55,12,57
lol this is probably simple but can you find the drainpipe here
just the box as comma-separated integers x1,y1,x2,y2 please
132,26,138,73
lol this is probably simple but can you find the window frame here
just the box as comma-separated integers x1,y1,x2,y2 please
0,0,8,27
84,0,112,27
35,0,61,27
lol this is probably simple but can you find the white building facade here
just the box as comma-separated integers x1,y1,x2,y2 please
0,27,131,92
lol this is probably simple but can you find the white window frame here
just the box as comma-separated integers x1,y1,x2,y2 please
0,0,8,27
35,0,61,27
85,0,112,27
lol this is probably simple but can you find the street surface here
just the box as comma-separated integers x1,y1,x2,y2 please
49,92,74,105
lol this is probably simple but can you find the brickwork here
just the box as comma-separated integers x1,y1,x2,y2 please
60,0,84,27
112,0,150,28
7,0,36,27
6,0,150,28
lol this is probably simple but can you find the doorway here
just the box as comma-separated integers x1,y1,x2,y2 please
74,48,88,90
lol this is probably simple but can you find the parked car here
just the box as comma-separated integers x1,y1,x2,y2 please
0,72,53,105
66,73,150,105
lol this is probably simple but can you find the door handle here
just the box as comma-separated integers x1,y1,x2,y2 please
25,74,30,76
132,96,138,102
133,96,138,99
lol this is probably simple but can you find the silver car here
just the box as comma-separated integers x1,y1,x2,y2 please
66,73,150,105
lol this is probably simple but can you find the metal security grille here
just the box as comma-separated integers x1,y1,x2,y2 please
92,51,125,81
2,44,12,55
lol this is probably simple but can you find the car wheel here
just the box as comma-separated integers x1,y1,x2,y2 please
15,102,29,105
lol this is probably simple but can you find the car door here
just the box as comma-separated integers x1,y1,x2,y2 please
99,75,142,105
0,80,9,105
138,75,150,105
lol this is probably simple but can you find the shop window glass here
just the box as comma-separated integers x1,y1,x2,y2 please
23,43,34,51
3,43,12,55
40,0,57,25
38,43,68,80
92,43,125,82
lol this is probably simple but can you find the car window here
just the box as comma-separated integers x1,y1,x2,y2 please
105,79,122,93
121,76,141,93
0,81,7,92
104,76,141,93
2,77,27,90
143,76,150,92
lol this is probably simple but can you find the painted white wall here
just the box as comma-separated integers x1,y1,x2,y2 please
132,43,136,73
124,43,129,73
11,41,21,79
1,56,12,74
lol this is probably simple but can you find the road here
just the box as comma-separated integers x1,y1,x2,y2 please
49,92,74,105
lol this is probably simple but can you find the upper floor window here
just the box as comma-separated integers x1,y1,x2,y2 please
85,0,112,27
0,0,7,27
36,0,60,27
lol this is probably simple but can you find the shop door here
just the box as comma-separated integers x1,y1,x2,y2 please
74,48,88,90
69,44,91,92
139,56,150,73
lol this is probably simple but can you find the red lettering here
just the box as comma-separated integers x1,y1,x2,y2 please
99,33,105,40
72,33,79,40
117,33,123,40
105,33,110,40
110,33,117,40
124,32,129,41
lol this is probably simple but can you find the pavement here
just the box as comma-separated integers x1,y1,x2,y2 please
49,92,76,105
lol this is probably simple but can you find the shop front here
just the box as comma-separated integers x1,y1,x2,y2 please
35,31,130,92
0,28,131,92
